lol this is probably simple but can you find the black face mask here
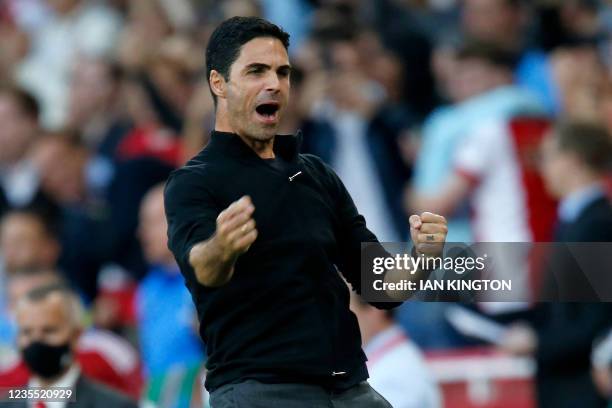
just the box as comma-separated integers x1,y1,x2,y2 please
21,341,72,379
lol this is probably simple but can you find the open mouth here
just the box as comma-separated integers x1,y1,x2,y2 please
255,102,280,122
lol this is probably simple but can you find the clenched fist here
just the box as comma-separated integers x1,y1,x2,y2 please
189,196,258,287
215,196,258,262
409,212,448,258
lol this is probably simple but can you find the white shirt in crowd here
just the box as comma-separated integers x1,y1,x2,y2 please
28,365,80,408
365,325,442,408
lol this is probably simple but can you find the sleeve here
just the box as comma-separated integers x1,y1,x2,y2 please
164,169,221,281
453,120,504,184
412,109,448,192
318,159,400,309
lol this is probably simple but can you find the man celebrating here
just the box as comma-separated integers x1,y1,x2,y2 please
164,16,448,407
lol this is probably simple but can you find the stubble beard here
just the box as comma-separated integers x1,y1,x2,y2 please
230,106,278,143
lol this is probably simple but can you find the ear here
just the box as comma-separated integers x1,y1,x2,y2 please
209,70,226,100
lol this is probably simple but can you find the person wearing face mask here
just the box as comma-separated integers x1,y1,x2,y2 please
2,282,137,408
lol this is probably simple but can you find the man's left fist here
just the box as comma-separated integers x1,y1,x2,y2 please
409,212,448,258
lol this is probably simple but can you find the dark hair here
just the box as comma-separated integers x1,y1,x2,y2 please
205,16,290,105
0,84,40,119
503,0,524,7
456,41,519,70
555,121,612,173
25,281,73,303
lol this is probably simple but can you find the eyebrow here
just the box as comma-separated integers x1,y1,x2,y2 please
244,63,292,72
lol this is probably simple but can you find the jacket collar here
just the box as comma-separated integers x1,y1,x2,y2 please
208,130,302,162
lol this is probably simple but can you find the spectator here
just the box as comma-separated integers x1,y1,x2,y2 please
16,0,123,128
0,86,56,219
0,271,143,399
409,116,559,308
0,269,58,349
460,0,560,114
136,184,204,408
501,121,612,408
0,210,60,276
550,43,608,120
350,293,442,408
408,115,557,243
29,133,108,300
592,328,612,404
300,26,415,241
4,282,138,407
66,57,131,163
0,209,60,346
541,121,612,243
409,41,545,243
368,0,439,117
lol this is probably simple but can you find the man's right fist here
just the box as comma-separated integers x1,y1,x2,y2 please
215,196,258,261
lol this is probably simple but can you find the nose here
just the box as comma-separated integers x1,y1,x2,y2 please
265,72,281,92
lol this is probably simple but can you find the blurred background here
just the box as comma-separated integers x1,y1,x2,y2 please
0,0,611,407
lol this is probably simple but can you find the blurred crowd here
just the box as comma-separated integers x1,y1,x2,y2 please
0,0,611,407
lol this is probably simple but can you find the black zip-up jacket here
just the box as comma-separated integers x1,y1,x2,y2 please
164,131,397,392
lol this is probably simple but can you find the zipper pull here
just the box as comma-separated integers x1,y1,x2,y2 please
288,171,302,182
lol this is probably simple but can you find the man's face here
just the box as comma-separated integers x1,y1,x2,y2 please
453,58,502,100
0,214,58,274
31,139,88,204
0,94,37,165
221,37,291,141
540,133,572,198
463,0,518,44
68,59,115,126
16,294,77,350
138,188,173,265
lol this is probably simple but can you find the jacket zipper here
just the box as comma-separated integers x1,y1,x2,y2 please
288,171,302,181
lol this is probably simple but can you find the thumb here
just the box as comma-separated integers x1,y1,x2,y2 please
409,214,422,230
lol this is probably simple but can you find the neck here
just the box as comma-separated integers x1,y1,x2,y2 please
239,135,275,159
561,172,602,198
214,115,275,159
